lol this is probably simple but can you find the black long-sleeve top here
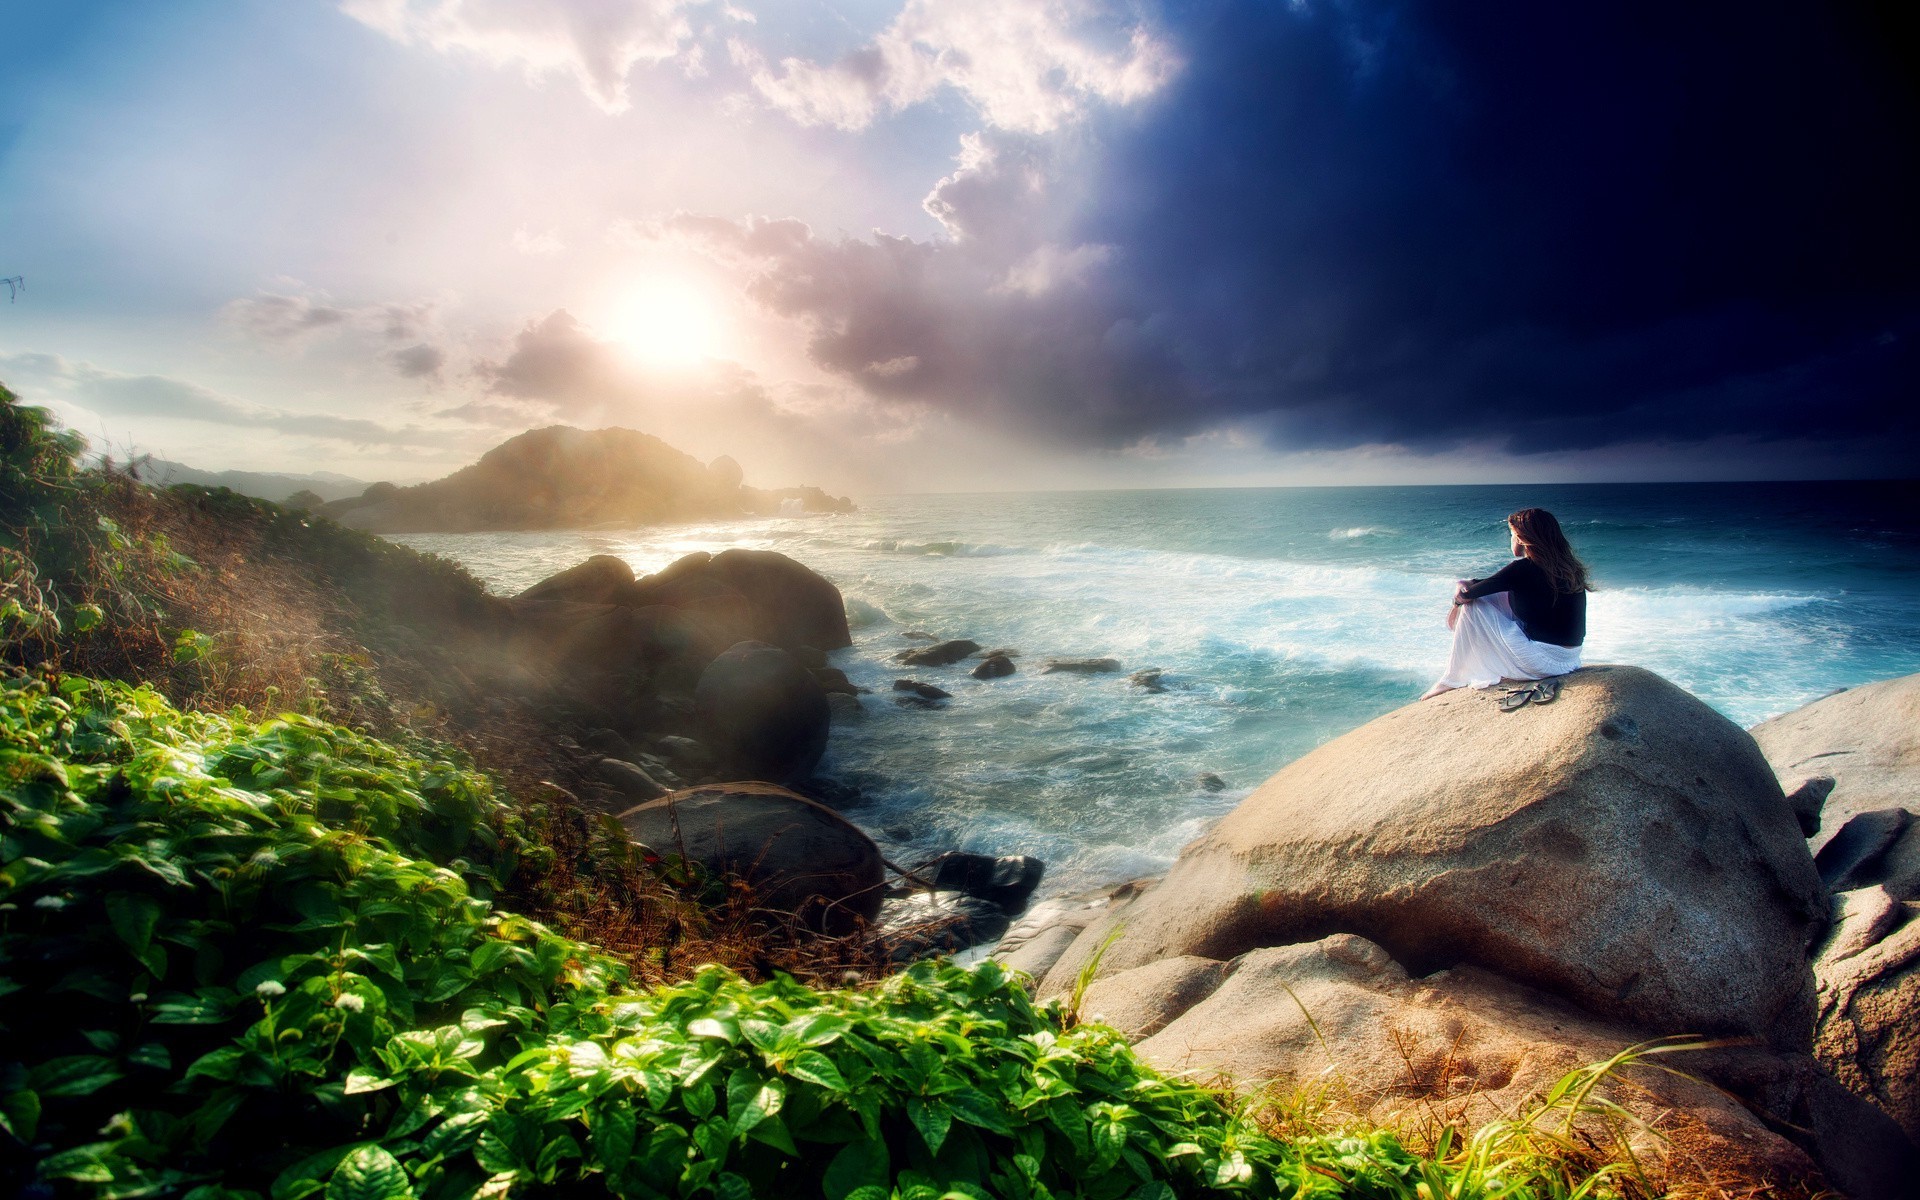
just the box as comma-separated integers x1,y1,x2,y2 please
1459,556,1586,647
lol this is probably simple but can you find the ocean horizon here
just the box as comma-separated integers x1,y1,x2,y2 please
397,479,1920,900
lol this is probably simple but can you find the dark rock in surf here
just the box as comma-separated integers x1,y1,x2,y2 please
971,653,1016,680
922,851,1046,913
876,891,1014,963
811,666,860,695
1130,668,1167,692
1045,657,1123,674
897,639,981,667
894,679,951,700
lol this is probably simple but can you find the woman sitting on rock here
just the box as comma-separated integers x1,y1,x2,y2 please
1421,507,1590,700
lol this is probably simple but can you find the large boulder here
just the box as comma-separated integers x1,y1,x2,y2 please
1123,934,1912,1200
1042,666,1824,1049
694,641,829,784
617,783,883,934
511,601,725,708
512,554,638,606
634,550,851,652
1751,672,1920,849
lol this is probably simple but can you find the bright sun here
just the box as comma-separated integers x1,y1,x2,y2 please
602,279,727,367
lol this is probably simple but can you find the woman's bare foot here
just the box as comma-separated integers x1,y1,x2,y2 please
1419,683,1455,700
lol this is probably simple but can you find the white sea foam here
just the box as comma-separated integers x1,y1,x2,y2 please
1329,525,1395,540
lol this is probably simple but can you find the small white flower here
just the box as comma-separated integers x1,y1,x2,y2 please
254,980,287,998
332,993,366,1013
33,895,67,910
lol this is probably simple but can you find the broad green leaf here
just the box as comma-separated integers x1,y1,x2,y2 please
344,1068,397,1095
823,1137,889,1200
0,1088,40,1144
31,1055,124,1098
106,891,161,954
589,1104,636,1176
326,1145,412,1200
908,1098,951,1155
789,1050,848,1092
943,1087,1013,1136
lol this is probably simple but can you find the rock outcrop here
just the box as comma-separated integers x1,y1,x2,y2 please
318,425,852,533
1751,672,1920,849
617,783,884,934
1122,934,1910,1200
1753,672,1920,1150
694,641,830,785
1041,666,1823,1050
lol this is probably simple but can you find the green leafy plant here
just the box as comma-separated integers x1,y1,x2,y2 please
0,674,1649,1200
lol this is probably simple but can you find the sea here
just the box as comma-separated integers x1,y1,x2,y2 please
395,481,1920,900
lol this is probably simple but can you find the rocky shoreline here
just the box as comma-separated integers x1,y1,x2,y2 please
503,544,1919,1196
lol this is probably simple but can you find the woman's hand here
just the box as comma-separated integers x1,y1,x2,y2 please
1447,581,1468,630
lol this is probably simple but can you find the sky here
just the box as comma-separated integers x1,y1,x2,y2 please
0,0,1915,493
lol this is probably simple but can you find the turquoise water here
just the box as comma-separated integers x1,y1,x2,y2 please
396,481,1920,897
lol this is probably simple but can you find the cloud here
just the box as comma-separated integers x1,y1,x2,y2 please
511,227,565,256
477,309,634,413
666,2,1920,464
224,291,437,344
731,0,1181,132
391,342,446,378
0,352,441,447
222,293,351,340
341,0,698,113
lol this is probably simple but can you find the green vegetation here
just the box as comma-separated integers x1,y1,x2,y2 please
2,674,1591,1200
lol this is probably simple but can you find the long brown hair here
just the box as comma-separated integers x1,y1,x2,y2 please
1508,507,1592,594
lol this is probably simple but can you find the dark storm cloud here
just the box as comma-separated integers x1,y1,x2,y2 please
712,1,1920,461
1071,0,1920,455
476,309,631,412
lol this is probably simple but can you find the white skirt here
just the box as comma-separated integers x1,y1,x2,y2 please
1435,592,1582,690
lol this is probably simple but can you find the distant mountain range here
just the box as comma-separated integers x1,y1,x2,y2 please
315,425,854,533
134,457,369,504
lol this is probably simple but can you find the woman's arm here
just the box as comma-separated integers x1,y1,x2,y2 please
1458,559,1526,602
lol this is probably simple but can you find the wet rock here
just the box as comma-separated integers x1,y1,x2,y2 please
1197,773,1227,792
897,639,981,667
971,653,1016,679
923,852,1046,912
893,679,951,700
791,645,828,669
693,641,830,784
618,783,884,934
826,692,866,724
1043,657,1123,674
875,891,1013,962
810,666,860,695
1129,668,1167,692
1816,808,1913,892
901,630,938,642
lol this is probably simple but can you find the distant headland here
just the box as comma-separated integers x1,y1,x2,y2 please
315,424,854,533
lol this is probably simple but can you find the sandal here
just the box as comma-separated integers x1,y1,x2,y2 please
1499,686,1537,712
1533,677,1563,705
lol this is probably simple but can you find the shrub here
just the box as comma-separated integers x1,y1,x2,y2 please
0,675,1467,1200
